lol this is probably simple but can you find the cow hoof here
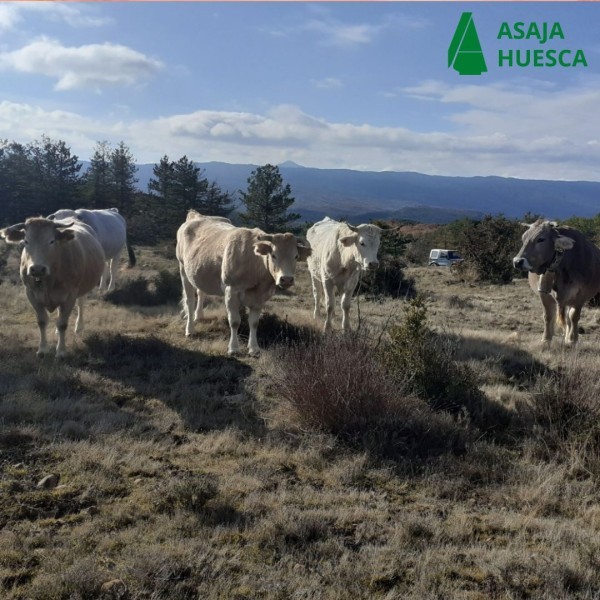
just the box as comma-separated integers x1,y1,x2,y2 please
36,351,47,359
248,349,261,358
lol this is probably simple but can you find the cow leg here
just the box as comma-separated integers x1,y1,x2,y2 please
107,250,122,291
34,305,50,357
99,261,111,292
566,306,581,346
179,263,197,336
56,299,76,358
247,307,262,357
323,279,336,332
310,272,322,320
75,297,85,334
539,291,557,347
224,287,242,355
194,290,205,322
340,290,353,332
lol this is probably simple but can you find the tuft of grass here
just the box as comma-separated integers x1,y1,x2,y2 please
152,472,218,516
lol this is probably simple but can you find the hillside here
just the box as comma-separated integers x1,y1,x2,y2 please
133,161,600,223
2,247,600,598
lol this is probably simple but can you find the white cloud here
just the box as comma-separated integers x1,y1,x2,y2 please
0,38,163,91
0,2,109,33
0,80,599,181
271,12,429,48
311,77,343,90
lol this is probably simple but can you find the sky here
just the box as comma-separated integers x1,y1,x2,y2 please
0,1,599,181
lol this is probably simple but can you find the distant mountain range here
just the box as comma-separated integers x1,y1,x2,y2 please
132,161,600,224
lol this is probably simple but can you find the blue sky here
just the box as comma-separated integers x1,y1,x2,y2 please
0,1,599,180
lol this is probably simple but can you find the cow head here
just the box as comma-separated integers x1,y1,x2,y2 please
254,233,312,289
47,209,78,222
513,220,575,274
1,218,75,281
339,223,382,270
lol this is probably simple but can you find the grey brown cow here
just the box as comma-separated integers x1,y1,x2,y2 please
1,217,105,357
176,212,311,356
513,219,600,346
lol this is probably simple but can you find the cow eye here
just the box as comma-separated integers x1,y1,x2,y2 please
537,237,545,243
360,242,365,247
49,240,55,245
295,255,299,260
272,254,277,260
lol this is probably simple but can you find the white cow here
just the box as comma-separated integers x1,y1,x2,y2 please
1,217,105,358
176,211,311,356
48,208,135,291
307,217,381,332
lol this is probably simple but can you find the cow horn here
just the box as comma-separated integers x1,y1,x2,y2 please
54,220,75,229
4,222,25,232
347,224,359,233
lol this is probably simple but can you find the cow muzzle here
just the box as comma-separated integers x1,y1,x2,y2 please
367,260,379,270
27,264,49,280
277,275,294,289
512,257,530,271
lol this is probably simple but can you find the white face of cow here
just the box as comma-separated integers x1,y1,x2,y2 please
254,233,312,289
1,218,75,281
513,220,575,274
339,224,382,270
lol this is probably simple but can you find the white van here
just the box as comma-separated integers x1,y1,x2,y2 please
428,249,463,267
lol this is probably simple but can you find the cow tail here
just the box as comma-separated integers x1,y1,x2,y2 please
126,239,136,268
557,304,566,331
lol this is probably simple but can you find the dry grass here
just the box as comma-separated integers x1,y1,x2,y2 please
2,250,600,598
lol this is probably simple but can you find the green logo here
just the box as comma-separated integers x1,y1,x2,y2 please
449,12,488,75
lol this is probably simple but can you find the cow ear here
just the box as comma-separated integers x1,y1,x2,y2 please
554,235,575,251
1,225,25,244
297,244,312,261
56,229,75,243
339,234,357,247
254,241,274,256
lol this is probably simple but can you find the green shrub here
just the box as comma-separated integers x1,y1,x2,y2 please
380,298,508,434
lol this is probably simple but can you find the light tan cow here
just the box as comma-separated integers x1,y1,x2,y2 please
176,212,311,356
1,217,105,358
307,217,381,332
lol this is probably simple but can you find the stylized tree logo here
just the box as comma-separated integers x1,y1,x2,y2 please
449,12,487,75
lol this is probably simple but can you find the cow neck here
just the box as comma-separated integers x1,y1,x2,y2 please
545,250,565,274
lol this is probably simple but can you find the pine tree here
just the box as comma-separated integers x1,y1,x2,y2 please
83,141,114,209
239,164,300,232
111,141,138,215
29,135,82,214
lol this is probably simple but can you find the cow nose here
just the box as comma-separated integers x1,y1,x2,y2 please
28,265,48,278
513,257,525,270
278,275,294,288
368,261,379,270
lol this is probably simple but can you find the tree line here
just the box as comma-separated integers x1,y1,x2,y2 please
0,136,301,243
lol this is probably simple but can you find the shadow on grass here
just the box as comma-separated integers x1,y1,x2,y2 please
80,333,261,436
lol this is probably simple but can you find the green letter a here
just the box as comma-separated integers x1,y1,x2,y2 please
449,12,487,75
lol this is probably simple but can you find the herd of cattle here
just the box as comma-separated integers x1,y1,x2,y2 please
1,210,600,359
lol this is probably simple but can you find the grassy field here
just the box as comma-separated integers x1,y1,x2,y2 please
2,244,600,599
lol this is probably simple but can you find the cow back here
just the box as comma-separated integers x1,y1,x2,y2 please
176,217,237,296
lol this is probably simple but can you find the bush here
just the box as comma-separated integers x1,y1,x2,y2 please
105,269,180,306
270,332,467,460
380,298,509,434
359,256,416,299
525,362,600,474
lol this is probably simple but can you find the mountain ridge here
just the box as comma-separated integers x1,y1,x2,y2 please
130,161,600,224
